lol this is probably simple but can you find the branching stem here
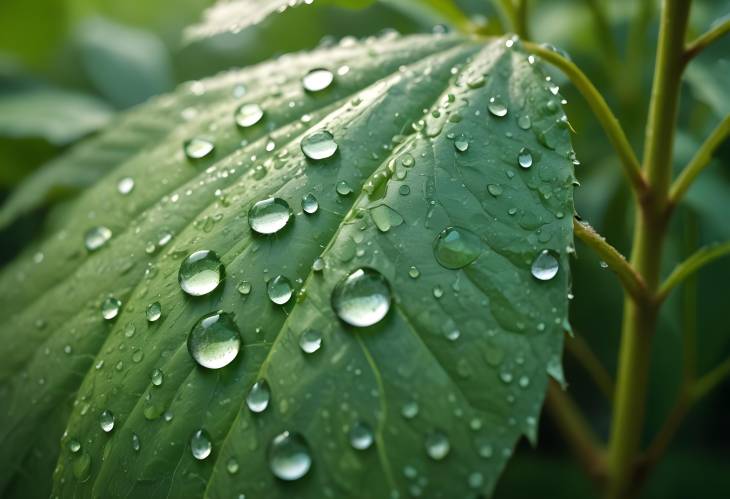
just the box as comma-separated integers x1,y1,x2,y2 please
656,241,730,302
683,16,730,64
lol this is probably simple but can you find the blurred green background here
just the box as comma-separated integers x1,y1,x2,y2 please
0,0,728,497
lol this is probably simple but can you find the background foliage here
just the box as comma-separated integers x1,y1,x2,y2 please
0,0,728,497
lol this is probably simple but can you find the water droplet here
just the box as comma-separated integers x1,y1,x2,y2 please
246,379,271,413
335,181,354,197
248,198,292,235
312,257,325,272
184,138,214,159
487,97,508,117
433,227,482,270
268,431,312,481
151,368,164,386
178,250,224,296
132,433,141,452
190,429,212,460
299,329,322,354
401,401,419,419
331,268,391,327
454,134,469,152
531,250,559,281
301,130,337,160
101,296,122,320
370,204,403,232
227,457,239,474
517,115,532,130
84,226,112,251
99,410,115,433
425,430,450,460
117,177,135,195
518,147,533,168
302,68,334,92
399,184,410,196
68,439,81,453
349,421,374,450
487,184,503,197
267,275,293,305
237,280,252,296
146,301,162,322
301,193,319,214
235,103,264,128
187,311,242,369
408,266,420,279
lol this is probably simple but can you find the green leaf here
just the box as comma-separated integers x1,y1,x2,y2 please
685,58,730,119
0,34,574,498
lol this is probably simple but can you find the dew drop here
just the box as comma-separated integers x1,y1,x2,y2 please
349,421,374,450
190,429,212,460
312,257,325,272
150,368,164,386
268,431,312,481
487,184,503,197
227,457,240,474
301,130,337,160
299,329,322,354
425,430,450,460
132,433,141,452
454,134,469,152
301,193,319,214
331,268,392,327
187,311,242,369
336,180,352,196
146,301,162,322
248,198,292,235
237,280,252,296
433,227,482,270
99,410,115,433
101,296,122,320
517,115,532,130
302,68,334,92
518,147,533,168
84,226,112,252
487,97,508,117
401,401,419,419
267,275,293,305
68,439,81,453
178,250,224,296
184,138,214,159
408,266,420,279
531,250,559,281
235,103,264,128
246,379,271,413
117,177,135,195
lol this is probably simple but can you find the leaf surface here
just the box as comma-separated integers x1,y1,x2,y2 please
0,34,574,499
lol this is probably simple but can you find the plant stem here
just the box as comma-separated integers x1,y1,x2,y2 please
565,333,615,403
668,114,730,207
523,42,647,195
683,17,730,64
573,219,648,303
545,380,607,481
514,0,529,39
656,241,730,302
606,1,691,498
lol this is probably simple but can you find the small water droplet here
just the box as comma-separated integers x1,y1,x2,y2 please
302,68,334,92
487,97,508,117
146,301,162,322
237,280,252,295
227,457,240,474
531,250,559,281
101,296,122,320
408,266,420,279
518,115,532,130
518,147,533,168
399,184,410,196
267,275,293,305
151,368,164,386
312,257,325,272
235,103,264,128
401,401,419,419
425,430,450,460
190,429,212,460
184,138,214,159
178,250,224,296
487,184,503,197
433,227,482,270
301,193,319,214
301,130,337,160
268,431,312,481
349,421,374,450
85,226,112,251
336,180,352,196
246,379,271,413
248,198,292,235
99,410,115,433
187,311,242,369
331,268,391,327
299,329,322,354
117,177,135,195
68,439,81,453
454,134,469,152
132,433,141,452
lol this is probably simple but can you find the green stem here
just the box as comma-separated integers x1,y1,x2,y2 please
514,0,529,39
656,241,730,302
668,114,730,207
565,333,615,403
683,17,730,64
574,219,648,303
523,41,647,195
606,1,692,498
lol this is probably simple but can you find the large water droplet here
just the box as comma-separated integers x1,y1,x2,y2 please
299,329,322,354
235,103,264,128
301,130,337,160
301,193,319,214
425,430,450,460
178,250,224,296
84,226,112,251
433,227,482,270
246,379,271,413
184,138,214,159
518,147,533,169
146,301,162,322
331,267,391,327
349,421,374,450
531,250,559,281
248,198,292,235
99,410,115,433
190,429,212,460
268,431,312,481
302,68,334,92
101,296,122,320
187,311,241,369
267,275,293,305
